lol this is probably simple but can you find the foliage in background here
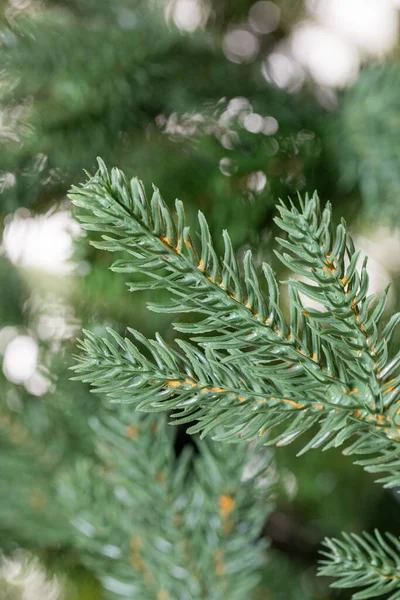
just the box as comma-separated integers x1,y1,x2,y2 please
334,61,400,222
60,410,274,600
0,0,400,598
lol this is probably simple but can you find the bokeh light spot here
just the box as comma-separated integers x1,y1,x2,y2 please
291,23,360,87
223,28,260,64
243,112,264,133
263,51,305,91
3,335,38,384
247,171,267,193
2,210,81,275
263,116,279,135
249,1,280,35
310,0,398,56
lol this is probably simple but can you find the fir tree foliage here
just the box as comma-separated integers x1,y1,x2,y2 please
60,407,274,600
69,159,400,599
336,61,400,222
319,531,400,600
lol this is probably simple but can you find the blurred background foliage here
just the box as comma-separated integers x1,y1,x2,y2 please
1,0,400,598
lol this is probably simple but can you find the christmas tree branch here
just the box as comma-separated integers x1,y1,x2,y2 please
69,160,400,464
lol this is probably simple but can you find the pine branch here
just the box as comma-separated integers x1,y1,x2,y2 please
69,159,400,484
59,407,273,599
319,530,400,599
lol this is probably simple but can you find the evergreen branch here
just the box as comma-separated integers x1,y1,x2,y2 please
69,159,337,392
69,160,400,481
72,327,346,443
319,530,400,599
72,327,400,487
274,195,394,413
60,407,273,599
